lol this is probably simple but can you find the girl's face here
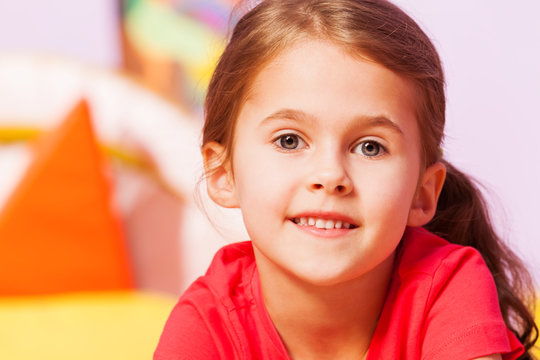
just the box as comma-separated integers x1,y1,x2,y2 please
208,40,443,287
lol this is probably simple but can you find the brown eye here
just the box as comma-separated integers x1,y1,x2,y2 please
281,135,299,149
353,140,385,157
361,141,380,156
275,134,306,150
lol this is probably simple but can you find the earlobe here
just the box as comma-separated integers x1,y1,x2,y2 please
202,142,239,208
407,162,446,227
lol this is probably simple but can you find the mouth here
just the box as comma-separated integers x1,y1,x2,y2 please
290,216,358,230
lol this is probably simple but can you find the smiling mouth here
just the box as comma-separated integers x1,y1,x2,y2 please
291,217,358,230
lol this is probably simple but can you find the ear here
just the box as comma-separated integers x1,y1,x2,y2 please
407,161,446,227
202,141,239,208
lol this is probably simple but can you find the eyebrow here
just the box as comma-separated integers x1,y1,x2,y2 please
361,115,404,135
259,108,404,135
259,109,313,127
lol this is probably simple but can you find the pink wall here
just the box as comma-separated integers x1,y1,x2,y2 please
0,0,538,279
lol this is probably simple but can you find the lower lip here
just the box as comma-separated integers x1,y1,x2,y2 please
290,220,356,239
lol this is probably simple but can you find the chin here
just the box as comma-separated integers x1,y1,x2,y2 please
292,265,361,288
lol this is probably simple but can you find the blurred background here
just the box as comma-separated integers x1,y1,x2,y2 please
0,0,538,359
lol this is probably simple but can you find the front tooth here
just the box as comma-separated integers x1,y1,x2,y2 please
335,220,343,229
343,222,351,229
315,219,325,229
325,220,334,229
299,217,307,226
308,217,315,226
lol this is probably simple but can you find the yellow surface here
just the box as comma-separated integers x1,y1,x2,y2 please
0,291,176,360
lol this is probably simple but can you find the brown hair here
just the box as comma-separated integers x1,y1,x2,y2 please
202,0,537,356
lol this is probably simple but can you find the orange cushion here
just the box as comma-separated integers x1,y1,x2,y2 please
0,100,133,295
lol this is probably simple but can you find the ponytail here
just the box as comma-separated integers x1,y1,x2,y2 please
425,160,538,357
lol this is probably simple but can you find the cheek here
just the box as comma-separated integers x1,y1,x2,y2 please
233,160,294,242
232,151,294,211
357,161,420,216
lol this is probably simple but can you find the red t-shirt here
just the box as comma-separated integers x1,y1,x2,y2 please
154,227,524,359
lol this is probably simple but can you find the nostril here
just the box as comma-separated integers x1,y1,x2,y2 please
336,185,344,192
313,184,323,190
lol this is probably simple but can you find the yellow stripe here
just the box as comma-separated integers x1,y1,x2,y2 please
0,127,42,142
0,127,184,201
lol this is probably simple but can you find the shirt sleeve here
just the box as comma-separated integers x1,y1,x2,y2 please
154,301,220,360
420,247,524,360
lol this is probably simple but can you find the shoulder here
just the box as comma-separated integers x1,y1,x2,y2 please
394,227,523,360
396,226,485,280
204,241,256,284
181,241,256,306
397,227,503,315
396,227,502,324
154,302,219,360
154,241,257,360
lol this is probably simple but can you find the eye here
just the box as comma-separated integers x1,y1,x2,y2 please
274,134,306,150
353,140,385,157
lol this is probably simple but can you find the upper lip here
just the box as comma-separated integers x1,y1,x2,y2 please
289,211,359,227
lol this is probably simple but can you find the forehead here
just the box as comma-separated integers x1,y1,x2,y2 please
239,40,419,137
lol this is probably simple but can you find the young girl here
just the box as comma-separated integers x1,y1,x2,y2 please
155,0,538,358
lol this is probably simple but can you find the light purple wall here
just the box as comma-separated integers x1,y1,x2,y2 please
0,0,120,66
393,0,540,278
0,0,538,278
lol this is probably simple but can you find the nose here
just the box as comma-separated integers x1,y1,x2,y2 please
307,153,353,196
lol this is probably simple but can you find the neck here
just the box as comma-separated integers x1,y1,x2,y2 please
255,249,395,360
